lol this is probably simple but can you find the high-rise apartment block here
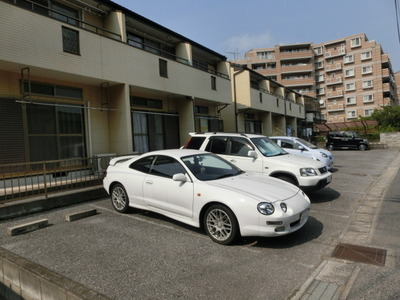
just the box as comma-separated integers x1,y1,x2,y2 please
235,33,398,124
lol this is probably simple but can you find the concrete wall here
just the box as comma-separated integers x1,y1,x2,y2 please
380,132,400,148
0,247,111,300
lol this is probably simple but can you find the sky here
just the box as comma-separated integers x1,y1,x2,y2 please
114,0,400,71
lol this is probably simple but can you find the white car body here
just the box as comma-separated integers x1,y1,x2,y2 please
184,133,332,192
103,149,310,244
270,136,334,170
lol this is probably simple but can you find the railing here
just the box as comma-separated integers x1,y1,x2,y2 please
0,156,114,203
7,0,122,41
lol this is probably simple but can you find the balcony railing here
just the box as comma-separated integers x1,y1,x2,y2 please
0,156,114,203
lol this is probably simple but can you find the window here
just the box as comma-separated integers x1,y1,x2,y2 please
315,61,324,69
362,80,373,89
362,66,372,74
346,96,356,105
211,76,216,91
256,51,274,59
159,59,168,78
314,47,323,55
22,81,83,100
363,94,374,103
259,92,263,103
62,26,79,55
195,106,209,114
150,156,186,178
345,68,355,77
364,109,374,117
350,37,361,48
345,82,355,91
229,137,254,156
130,156,154,173
51,2,79,25
361,51,372,60
206,137,228,154
344,54,354,64
347,110,357,119
316,87,325,95
132,111,179,153
315,74,324,82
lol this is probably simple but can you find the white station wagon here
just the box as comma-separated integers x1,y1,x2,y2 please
103,149,311,245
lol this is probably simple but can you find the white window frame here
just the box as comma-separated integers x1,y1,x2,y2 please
364,109,374,117
344,54,354,64
362,80,373,89
345,68,355,77
363,94,374,103
314,47,323,55
315,61,324,69
347,110,357,119
346,96,356,105
350,37,361,48
346,82,356,91
362,65,372,74
361,51,372,60
316,87,325,95
315,74,324,82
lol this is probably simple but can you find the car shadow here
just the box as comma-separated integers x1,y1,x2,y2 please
306,187,341,203
239,215,323,248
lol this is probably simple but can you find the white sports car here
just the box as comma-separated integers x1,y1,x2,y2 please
103,149,310,245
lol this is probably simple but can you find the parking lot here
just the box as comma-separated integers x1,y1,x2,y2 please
0,149,399,300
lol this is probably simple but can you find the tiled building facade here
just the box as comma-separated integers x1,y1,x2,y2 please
235,34,398,124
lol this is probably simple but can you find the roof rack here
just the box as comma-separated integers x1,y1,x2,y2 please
193,132,249,137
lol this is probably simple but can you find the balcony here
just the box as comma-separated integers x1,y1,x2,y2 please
325,76,343,85
325,63,342,72
280,64,313,74
280,50,313,60
282,77,314,87
327,104,344,112
324,48,346,58
326,90,344,99
382,68,390,79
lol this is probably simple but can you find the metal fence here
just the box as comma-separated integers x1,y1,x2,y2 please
0,155,115,203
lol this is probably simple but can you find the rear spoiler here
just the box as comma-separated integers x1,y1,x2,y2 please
109,155,139,166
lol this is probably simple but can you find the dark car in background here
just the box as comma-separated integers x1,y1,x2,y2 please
326,131,369,151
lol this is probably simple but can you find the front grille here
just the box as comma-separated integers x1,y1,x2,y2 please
319,166,327,174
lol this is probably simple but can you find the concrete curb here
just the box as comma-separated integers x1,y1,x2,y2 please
0,186,108,221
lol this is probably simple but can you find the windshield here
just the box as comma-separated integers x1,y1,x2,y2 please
251,137,287,157
181,153,243,181
296,138,318,149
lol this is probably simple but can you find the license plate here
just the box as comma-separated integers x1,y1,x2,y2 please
300,209,309,223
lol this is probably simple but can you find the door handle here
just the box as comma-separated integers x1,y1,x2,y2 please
146,180,153,184
230,159,236,163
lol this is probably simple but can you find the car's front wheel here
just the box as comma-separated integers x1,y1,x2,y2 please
358,144,367,151
111,183,130,213
204,205,239,245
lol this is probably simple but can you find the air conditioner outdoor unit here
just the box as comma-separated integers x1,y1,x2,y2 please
92,153,116,176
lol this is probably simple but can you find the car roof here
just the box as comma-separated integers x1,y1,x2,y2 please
140,149,210,158
270,136,297,140
189,132,265,138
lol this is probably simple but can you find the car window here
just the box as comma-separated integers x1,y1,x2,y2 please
281,139,294,149
205,136,228,154
229,137,254,156
130,156,155,173
181,153,242,181
251,137,287,157
150,155,186,178
185,136,206,149
296,138,317,149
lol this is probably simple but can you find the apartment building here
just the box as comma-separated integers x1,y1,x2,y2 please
0,0,231,164
221,65,314,137
236,34,398,124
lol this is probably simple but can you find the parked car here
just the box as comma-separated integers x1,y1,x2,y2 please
183,132,332,192
270,136,334,170
326,131,369,151
103,149,311,245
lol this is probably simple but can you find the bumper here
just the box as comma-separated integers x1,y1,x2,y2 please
298,172,332,191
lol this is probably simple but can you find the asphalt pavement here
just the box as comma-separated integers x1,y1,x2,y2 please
0,149,399,300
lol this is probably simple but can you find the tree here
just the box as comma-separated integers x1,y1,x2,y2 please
370,106,400,132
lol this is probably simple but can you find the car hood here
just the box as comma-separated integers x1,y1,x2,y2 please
206,172,302,203
270,153,325,169
318,149,333,157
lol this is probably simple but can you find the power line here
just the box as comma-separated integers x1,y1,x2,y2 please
395,0,400,44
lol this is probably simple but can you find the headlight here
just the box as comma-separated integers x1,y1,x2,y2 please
300,168,317,176
257,202,275,215
320,152,328,158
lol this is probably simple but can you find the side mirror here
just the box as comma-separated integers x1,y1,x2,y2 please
172,173,187,182
298,145,305,151
248,150,258,158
